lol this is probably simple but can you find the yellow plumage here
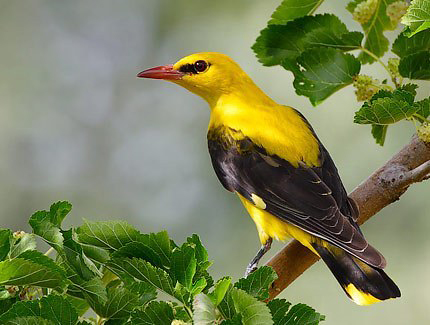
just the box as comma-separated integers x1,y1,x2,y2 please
138,52,400,306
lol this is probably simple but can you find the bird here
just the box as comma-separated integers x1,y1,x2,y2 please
137,52,400,305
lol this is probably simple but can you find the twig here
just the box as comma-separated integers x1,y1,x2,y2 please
267,134,430,299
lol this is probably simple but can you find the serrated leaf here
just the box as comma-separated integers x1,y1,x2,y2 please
62,229,99,281
29,213,63,250
171,245,196,290
17,250,67,278
131,301,174,325
10,234,37,258
294,48,361,105
191,277,207,297
398,51,430,80
0,229,12,261
347,0,398,63
0,295,78,325
277,303,325,324
402,0,430,37
371,124,388,145
253,14,363,68
235,266,277,300
208,277,231,306
107,258,180,302
268,0,324,25
0,258,67,291
392,31,430,57
230,288,273,325
354,97,416,124
193,293,217,325
267,299,292,324
186,234,209,267
76,220,141,252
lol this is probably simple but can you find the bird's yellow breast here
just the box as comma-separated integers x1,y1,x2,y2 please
208,96,320,167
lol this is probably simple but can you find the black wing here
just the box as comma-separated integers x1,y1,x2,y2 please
208,130,386,269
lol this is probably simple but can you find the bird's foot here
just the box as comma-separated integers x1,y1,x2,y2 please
245,262,258,277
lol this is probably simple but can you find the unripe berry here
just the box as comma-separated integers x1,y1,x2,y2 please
353,0,378,24
387,1,409,23
418,122,430,143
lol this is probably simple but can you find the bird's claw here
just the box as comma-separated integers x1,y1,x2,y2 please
245,262,258,277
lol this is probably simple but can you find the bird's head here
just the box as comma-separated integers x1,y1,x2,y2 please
137,52,255,106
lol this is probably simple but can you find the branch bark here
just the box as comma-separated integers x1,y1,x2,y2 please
267,134,430,299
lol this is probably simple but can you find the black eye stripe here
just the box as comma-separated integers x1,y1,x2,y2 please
179,61,210,74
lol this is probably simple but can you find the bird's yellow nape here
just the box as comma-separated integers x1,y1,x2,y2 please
137,52,259,106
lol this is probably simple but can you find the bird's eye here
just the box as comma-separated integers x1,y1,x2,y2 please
194,60,208,73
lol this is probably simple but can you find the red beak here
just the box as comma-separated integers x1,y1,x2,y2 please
137,64,184,80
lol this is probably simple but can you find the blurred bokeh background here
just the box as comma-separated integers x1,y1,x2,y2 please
0,0,429,323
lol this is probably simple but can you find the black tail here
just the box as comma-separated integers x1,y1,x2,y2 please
313,244,400,305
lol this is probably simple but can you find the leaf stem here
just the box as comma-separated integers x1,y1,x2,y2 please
309,0,325,15
359,47,399,87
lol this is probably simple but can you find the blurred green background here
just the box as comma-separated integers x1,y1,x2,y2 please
0,0,429,323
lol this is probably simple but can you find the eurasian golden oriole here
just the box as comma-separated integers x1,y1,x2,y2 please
137,52,400,305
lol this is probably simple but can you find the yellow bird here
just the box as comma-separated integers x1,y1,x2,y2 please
137,52,400,305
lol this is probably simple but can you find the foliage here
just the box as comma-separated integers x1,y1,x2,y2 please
0,202,325,324
253,0,430,145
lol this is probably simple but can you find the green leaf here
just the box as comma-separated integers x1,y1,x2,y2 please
191,277,207,297
193,293,217,325
253,14,363,68
62,229,99,281
0,295,78,325
267,299,292,324
64,295,90,317
131,301,174,325
0,257,68,291
171,245,196,290
294,48,361,105
217,285,236,320
235,266,277,300
186,234,209,268
402,0,430,36
371,124,388,145
208,277,231,306
414,98,430,119
95,287,141,320
0,229,12,261
107,257,179,301
230,288,273,325
72,277,108,308
392,30,430,57
268,0,324,25
354,97,415,124
10,234,37,258
276,303,325,324
17,250,67,278
76,220,141,252
3,317,55,325
347,0,398,63
398,51,430,80
125,281,157,304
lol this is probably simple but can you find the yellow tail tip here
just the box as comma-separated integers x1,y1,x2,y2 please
345,284,382,306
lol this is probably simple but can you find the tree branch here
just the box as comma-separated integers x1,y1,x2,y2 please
266,135,430,299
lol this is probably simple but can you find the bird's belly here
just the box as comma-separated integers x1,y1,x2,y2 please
238,194,318,255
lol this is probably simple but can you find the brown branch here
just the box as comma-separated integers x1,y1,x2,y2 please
267,135,430,300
